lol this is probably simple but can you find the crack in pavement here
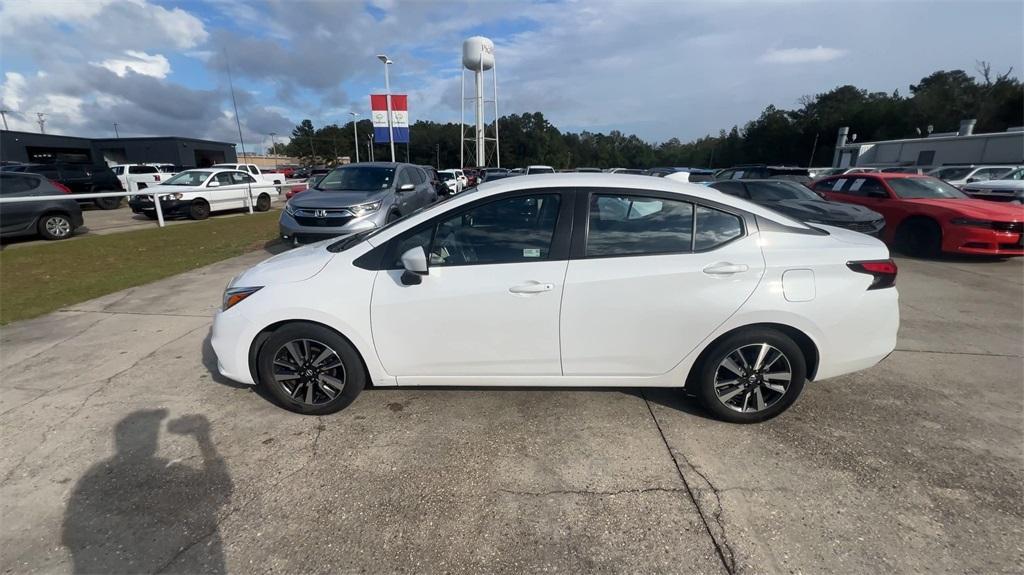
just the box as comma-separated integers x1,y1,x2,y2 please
1,313,113,373
641,391,737,575
1,324,209,483
499,486,689,497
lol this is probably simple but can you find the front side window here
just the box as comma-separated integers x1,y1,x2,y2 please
587,194,693,257
695,206,743,250
230,171,251,184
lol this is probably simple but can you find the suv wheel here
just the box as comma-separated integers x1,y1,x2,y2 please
38,213,74,240
93,196,122,210
255,193,271,212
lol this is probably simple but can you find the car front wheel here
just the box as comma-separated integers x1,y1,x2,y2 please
694,328,806,423
257,322,366,415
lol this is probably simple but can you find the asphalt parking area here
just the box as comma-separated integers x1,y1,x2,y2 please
0,252,1021,573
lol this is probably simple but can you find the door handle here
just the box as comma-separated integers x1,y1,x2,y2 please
703,262,749,275
509,282,554,294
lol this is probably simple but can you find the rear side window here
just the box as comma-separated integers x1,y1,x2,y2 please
694,206,743,251
112,166,124,175
0,173,42,195
587,194,693,257
842,178,887,197
248,165,259,175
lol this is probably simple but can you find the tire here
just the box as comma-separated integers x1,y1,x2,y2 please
694,328,806,424
93,196,122,210
37,213,74,241
255,193,272,212
142,211,158,220
257,322,366,415
188,199,211,220
386,211,400,224
895,219,942,258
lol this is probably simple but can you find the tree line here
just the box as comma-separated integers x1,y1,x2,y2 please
272,64,1022,170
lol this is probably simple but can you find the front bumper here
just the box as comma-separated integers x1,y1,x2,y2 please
129,196,190,216
943,225,1024,256
211,308,258,385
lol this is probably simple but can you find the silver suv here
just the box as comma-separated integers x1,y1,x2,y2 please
280,163,437,243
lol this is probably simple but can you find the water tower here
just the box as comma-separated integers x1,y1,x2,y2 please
461,36,500,168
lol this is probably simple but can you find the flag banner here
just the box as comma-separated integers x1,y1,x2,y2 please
370,94,409,143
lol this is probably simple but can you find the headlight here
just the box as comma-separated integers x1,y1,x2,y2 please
349,200,382,217
160,193,183,200
223,286,262,310
285,202,295,215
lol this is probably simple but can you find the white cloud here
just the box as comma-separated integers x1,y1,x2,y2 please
96,51,172,79
760,45,848,64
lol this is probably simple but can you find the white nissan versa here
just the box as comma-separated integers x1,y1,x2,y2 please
212,174,899,423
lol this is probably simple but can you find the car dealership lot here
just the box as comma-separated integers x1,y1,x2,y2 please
0,251,1020,573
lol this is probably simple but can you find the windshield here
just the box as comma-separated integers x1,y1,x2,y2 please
1000,168,1024,181
438,172,454,181
328,187,482,252
888,177,967,199
162,171,211,186
931,167,973,180
746,181,821,201
318,166,395,192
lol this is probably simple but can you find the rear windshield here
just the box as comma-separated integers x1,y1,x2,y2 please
887,177,967,199
529,167,555,174
318,166,395,191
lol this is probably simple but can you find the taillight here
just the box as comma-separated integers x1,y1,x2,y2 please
50,180,72,194
847,259,897,290
154,175,161,181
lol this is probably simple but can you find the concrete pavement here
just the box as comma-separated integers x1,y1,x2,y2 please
0,250,1021,573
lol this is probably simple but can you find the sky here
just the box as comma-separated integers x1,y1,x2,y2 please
0,0,1021,148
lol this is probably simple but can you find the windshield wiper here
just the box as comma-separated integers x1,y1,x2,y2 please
327,230,372,253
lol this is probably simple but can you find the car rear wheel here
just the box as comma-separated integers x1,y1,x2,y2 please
695,328,806,423
257,322,366,415
255,193,271,212
93,196,122,210
896,219,942,258
38,213,74,240
188,199,211,220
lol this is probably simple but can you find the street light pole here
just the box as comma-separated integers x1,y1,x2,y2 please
113,122,120,138
269,132,278,168
377,54,396,162
349,112,360,163
0,110,9,130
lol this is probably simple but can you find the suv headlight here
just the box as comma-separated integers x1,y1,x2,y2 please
285,202,295,215
349,200,382,217
223,286,262,310
950,217,993,228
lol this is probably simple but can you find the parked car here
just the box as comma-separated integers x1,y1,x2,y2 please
715,165,812,184
213,173,899,423
813,167,880,178
928,165,1019,188
445,168,468,189
480,168,512,182
961,167,1024,203
0,172,84,240
879,167,928,175
437,170,463,195
128,168,276,220
710,179,885,236
279,163,437,244
812,173,1024,257
285,174,327,200
3,163,124,209
508,168,524,175
420,165,448,199
574,167,602,173
212,163,286,188
146,163,180,174
112,164,164,193
462,168,482,187
525,165,555,175
607,168,645,175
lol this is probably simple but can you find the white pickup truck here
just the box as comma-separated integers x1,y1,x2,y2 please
111,164,166,192
212,164,285,190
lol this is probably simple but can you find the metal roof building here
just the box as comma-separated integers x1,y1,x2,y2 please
0,130,238,168
832,120,1024,170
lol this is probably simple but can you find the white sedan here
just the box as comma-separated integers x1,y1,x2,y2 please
127,168,277,220
211,174,899,423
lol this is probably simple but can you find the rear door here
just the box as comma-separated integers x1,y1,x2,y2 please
560,190,764,376
206,171,243,212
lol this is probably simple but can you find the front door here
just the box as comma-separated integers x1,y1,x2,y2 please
560,192,765,376
371,192,569,378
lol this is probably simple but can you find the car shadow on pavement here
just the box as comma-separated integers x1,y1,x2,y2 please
624,387,713,418
62,410,234,574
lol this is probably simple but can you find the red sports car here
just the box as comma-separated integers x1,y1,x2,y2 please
811,173,1023,257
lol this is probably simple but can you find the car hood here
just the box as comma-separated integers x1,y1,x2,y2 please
768,199,881,222
962,180,1024,191
230,241,335,287
905,198,1024,220
289,189,389,208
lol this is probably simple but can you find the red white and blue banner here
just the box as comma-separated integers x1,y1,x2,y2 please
370,94,409,143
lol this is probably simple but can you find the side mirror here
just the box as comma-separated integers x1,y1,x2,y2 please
966,177,978,183
400,246,428,285
208,180,220,187
399,183,415,192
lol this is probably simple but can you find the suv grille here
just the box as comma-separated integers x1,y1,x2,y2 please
292,207,354,227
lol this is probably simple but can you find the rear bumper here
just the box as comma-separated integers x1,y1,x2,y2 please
943,226,1024,256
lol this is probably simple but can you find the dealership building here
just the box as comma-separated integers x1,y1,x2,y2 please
0,130,238,168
